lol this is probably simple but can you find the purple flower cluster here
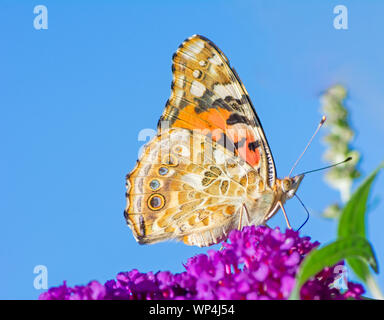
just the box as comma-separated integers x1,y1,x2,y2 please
39,226,364,300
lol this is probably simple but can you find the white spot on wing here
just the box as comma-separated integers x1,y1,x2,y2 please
190,80,206,97
208,54,223,65
180,52,191,60
176,75,185,88
213,83,241,99
173,88,184,106
193,70,201,78
213,149,227,165
187,39,205,55
181,173,203,190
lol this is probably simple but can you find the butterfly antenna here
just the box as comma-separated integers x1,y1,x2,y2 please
288,116,326,177
295,194,310,231
298,157,352,176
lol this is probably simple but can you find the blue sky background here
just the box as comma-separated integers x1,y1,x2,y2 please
1,0,384,299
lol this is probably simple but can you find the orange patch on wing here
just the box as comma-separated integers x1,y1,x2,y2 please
236,142,260,167
241,148,260,167
226,127,261,167
172,104,231,137
171,105,260,167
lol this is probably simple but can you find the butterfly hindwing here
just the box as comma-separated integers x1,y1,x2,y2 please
124,128,264,247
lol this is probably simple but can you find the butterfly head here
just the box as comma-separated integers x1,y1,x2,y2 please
280,174,304,200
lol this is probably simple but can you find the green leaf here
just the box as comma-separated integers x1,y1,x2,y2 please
338,162,383,238
290,236,378,300
337,162,383,280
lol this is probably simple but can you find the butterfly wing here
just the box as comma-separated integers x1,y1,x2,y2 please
159,34,276,188
125,128,261,247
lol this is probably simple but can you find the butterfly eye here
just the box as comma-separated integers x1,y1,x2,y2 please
282,179,291,192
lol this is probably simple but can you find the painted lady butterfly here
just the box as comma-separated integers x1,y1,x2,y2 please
124,35,304,247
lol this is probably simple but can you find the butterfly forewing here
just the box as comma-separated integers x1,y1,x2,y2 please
160,34,276,187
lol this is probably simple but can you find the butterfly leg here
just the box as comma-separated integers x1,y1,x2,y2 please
237,205,244,231
278,201,293,229
238,204,250,231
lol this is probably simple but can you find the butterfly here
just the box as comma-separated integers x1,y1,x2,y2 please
124,35,304,247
